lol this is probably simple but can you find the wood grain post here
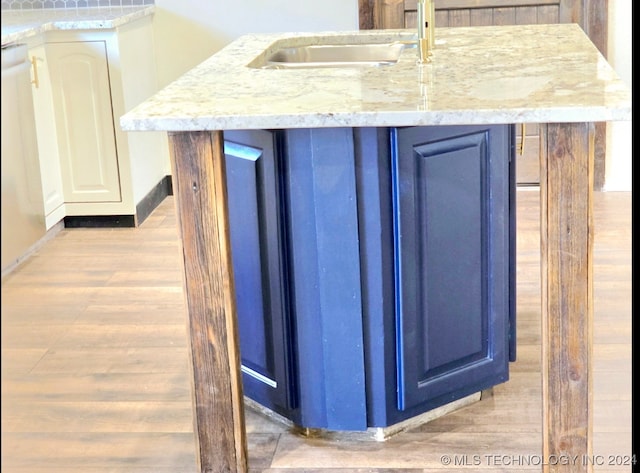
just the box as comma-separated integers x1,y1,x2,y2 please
168,131,248,473
540,123,594,473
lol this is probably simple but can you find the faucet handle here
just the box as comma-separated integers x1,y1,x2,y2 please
428,0,435,56
417,0,433,63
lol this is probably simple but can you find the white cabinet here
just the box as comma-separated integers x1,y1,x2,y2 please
46,39,122,204
1,43,47,271
27,41,66,230
26,15,170,226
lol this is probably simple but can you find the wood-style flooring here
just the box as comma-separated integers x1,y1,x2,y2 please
1,190,632,472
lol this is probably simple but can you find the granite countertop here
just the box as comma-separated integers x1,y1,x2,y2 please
120,23,631,132
1,5,154,46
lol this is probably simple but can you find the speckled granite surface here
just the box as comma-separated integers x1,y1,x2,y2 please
1,5,154,45
119,24,631,131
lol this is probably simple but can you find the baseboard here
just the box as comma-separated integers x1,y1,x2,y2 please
245,391,481,443
63,176,173,228
292,392,482,442
1,220,64,280
64,214,136,228
135,175,173,225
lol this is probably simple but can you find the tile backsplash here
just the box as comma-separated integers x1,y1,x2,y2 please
2,0,153,9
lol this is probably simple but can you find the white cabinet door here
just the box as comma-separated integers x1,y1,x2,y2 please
47,40,121,203
28,43,66,228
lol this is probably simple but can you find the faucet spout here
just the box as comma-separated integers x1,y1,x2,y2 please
417,0,434,63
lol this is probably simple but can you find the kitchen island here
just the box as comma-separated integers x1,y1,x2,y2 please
120,24,632,473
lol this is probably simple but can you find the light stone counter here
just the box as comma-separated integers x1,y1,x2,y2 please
1,5,154,46
120,23,631,132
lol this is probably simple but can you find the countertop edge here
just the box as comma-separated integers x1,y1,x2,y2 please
119,106,633,132
1,5,155,46
117,24,632,132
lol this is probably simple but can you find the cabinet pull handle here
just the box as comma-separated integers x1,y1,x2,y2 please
31,56,39,89
519,123,526,156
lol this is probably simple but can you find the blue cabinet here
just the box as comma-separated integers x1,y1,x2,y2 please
224,125,516,431
356,125,516,427
224,130,297,417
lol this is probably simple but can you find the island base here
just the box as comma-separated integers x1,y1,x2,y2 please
245,391,484,442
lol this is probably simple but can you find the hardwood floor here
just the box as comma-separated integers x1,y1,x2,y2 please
1,190,632,472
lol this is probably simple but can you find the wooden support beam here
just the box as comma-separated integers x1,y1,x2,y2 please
540,122,594,472
169,130,248,473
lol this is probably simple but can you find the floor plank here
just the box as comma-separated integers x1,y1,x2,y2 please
1,190,631,472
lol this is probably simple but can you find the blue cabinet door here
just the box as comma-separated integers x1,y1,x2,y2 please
224,130,297,414
392,125,513,412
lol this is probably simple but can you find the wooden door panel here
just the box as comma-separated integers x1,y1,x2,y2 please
403,0,561,28
404,0,559,8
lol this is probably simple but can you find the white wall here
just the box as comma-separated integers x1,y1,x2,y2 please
152,0,359,88
605,0,632,191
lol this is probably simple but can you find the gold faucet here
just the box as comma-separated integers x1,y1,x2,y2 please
417,0,435,63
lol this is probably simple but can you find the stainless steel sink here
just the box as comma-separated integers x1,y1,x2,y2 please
254,41,416,69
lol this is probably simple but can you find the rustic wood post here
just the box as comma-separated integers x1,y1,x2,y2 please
540,122,594,472
169,130,248,473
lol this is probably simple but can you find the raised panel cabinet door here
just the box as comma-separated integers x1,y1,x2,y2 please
224,130,296,413
47,41,121,203
392,125,512,412
28,43,65,228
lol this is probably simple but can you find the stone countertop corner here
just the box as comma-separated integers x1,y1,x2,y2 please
1,5,155,46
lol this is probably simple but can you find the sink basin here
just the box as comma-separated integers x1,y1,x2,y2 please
251,40,416,69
